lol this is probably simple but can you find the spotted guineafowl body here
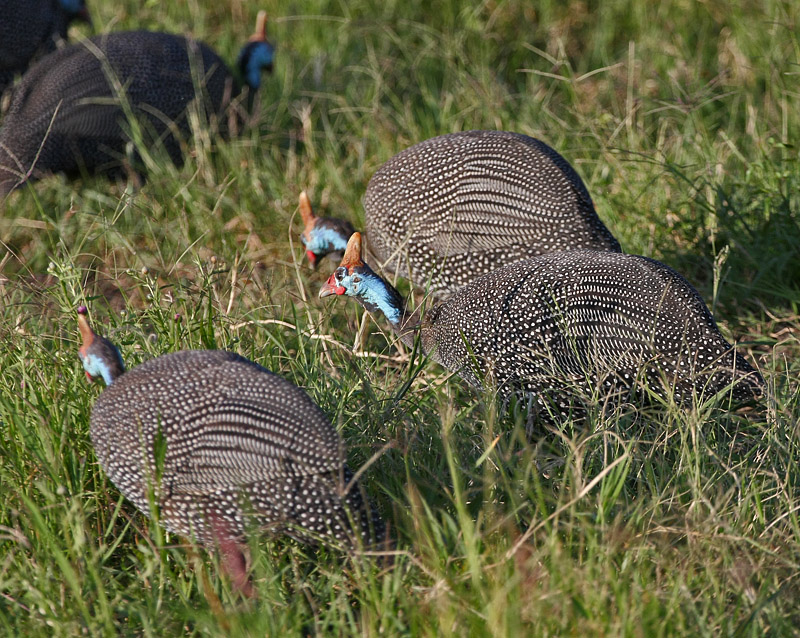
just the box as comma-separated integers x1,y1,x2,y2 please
0,23,272,194
363,130,622,296
88,349,375,545
77,307,379,554
422,251,763,411
322,235,763,421
0,0,88,98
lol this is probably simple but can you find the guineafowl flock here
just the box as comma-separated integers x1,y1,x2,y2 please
3,4,766,598
0,0,90,97
0,8,273,193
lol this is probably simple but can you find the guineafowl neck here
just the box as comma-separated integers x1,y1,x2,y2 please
390,307,424,351
354,275,426,352
240,84,258,113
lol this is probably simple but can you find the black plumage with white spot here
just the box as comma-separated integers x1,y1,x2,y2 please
424,250,763,412
321,235,763,420
364,130,621,296
0,0,89,98
79,314,379,548
0,16,273,194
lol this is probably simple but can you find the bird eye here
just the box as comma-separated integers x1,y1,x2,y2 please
335,267,347,281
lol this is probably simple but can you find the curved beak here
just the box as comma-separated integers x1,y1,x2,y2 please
319,274,345,298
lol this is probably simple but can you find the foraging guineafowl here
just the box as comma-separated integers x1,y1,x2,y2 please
0,12,273,195
0,0,90,98
321,233,763,422
77,307,381,594
301,131,621,297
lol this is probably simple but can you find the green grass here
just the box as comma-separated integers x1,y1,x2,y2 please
1,0,799,635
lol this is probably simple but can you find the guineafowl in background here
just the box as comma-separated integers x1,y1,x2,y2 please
77,306,382,596
0,0,90,98
0,11,273,196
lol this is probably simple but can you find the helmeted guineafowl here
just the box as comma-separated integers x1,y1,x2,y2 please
77,307,381,595
301,131,621,297
320,233,763,422
299,190,356,266
0,12,273,195
0,0,90,98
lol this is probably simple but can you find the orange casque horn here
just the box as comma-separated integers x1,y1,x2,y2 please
77,306,95,355
319,233,364,298
341,232,364,268
299,191,317,235
250,11,268,42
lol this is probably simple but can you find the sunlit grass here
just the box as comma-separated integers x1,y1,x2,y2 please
0,0,798,635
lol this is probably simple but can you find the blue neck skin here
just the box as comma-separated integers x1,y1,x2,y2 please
306,226,349,257
82,353,116,385
59,0,84,14
347,271,404,325
81,340,125,386
241,42,274,90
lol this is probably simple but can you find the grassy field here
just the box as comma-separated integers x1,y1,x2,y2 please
1,0,799,635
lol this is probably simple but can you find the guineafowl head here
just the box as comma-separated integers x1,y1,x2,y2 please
237,11,275,90
298,192,355,268
319,233,405,324
77,307,125,386
59,0,91,24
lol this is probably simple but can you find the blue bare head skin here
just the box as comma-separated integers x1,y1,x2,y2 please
328,266,404,324
302,222,351,263
77,308,126,386
237,11,274,90
298,191,355,267
318,232,405,324
238,40,274,89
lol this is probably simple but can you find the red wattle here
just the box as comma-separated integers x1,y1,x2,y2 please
335,286,346,295
306,250,317,264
